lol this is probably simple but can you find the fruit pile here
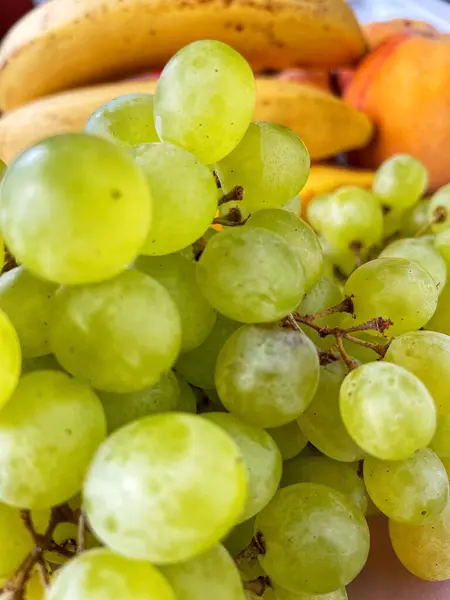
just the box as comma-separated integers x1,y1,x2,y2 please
1,37,450,600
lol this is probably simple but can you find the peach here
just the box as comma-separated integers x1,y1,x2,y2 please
364,19,438,50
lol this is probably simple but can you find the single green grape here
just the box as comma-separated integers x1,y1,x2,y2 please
266,421,308,461
282,456,368,514
298,360,365,463
256,483,369,594
21,354,63,375
204,413,282,521
382,208,404,239
216,121,310,213
343,258,438,337
426,282,450,335
340,362,436,461
319,236,360,279
176,314,240,389
389,501,450,581
161,543,245,600
384,330,450,414
197,227,305,323
46,548,176,600
135,253,216,352
0,371,106,509
0,502,34,577
50,270,181,393
400,197,431,237
430,414,450,457
373,154,428,210
84,413,247,563
247,209,322,291
0,134,151,285
222,517,255,556
0,267,57,358
271,584,348,600
0,308,21,410
306,194,332,233
215,325,319,428
85,93,159,146
380,236,446,292
45,521,99,565
364,449,448,524
429,184,450,234
434,228,450,267
174,373,197,414
154,40,255,163
134,143,218,256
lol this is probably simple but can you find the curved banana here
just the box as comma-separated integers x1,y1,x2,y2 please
0,0,366,111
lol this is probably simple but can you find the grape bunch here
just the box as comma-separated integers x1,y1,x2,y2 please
0,39,449,600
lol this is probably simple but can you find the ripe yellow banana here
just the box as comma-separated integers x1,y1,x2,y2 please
0,78,373,164
0,0,366,111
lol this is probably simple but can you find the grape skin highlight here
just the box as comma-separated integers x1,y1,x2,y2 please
0,308,21,410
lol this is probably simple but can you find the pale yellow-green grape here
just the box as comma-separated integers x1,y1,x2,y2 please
0,502,34,577
176,314,240,389
97,371,181,434
298,276,345,350
298,360,365,463
389,501,450,581
223,517,255,556
0,134,151,285
197,227,305,323
0,308,21,410
373,154,428,211
270,584,348,600
306,194,332,234
256,483,369,594
204,413,282,521
215,121,310,213
21,354,62,375
134,144,218,256
85,93,159,147
216,325,319,428
0,371,106,509
135,253,216,351
319,236,360,279
340,362,436,460
0,267,57,358
426,282,450,335
343,332,389,364
174,373,197,414
155,40,255,163
84,413,247,563
384,330,450,414
400,197,430,236
281,456,367,514
380,236,446,292
429,184,450,234
343,258,438,337
46,548,176,600
247,209,322,291
434,228,450,268
364,449,448,524
382,208,405,239
430,414,450,457
267,421,308,461
161,543,245,600
45,521,99,565
50,270,181,393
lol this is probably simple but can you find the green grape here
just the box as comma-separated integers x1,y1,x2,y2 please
256,483,369,594
197,227,305,323
380,236,446,292
434,228,450,267
0,371,106,509
176,314,239,389
135,253,216,352
429,184,450,234
0,502,34,577
298,360,365,463
266,421,308,461
216,325,319,428
343,258,438,337
154,40,255,164
281,456,367,514
84,413,247,563
430,414,450,457
426,282,450,335
204,413,282,521
298,276,344,350
21,354,62,375
134,143,218,256
271,584,348,600
46,548,176,600
306,194,332,233
50,270,181,393
364,449,448,524
0,267,57,358
384,330,450,414
45,521,99,565
319,236,360,278
161,543,245,600
373,154,428,210
0,134,151,285
97,371,181,434
174,373,197,414
340,362,436,461
382,208,404,239
400,197,431,237
223,517,255,556
247,209,322,292
389,500,450,581
282,195,302,214
215,122,310,213
0,308,21,410
85,93,159,147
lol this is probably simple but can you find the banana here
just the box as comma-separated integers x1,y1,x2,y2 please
0,0,366,111
0,78,373,164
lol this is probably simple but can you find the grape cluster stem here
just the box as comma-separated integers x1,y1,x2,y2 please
243,575,271,597
414,205,447,238
218,185,244,206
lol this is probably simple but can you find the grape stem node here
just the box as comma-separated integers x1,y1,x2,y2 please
218,185,244,206
243,576,271,597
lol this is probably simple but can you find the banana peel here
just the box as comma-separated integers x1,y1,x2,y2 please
0,78,373,164
0,0,366,111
